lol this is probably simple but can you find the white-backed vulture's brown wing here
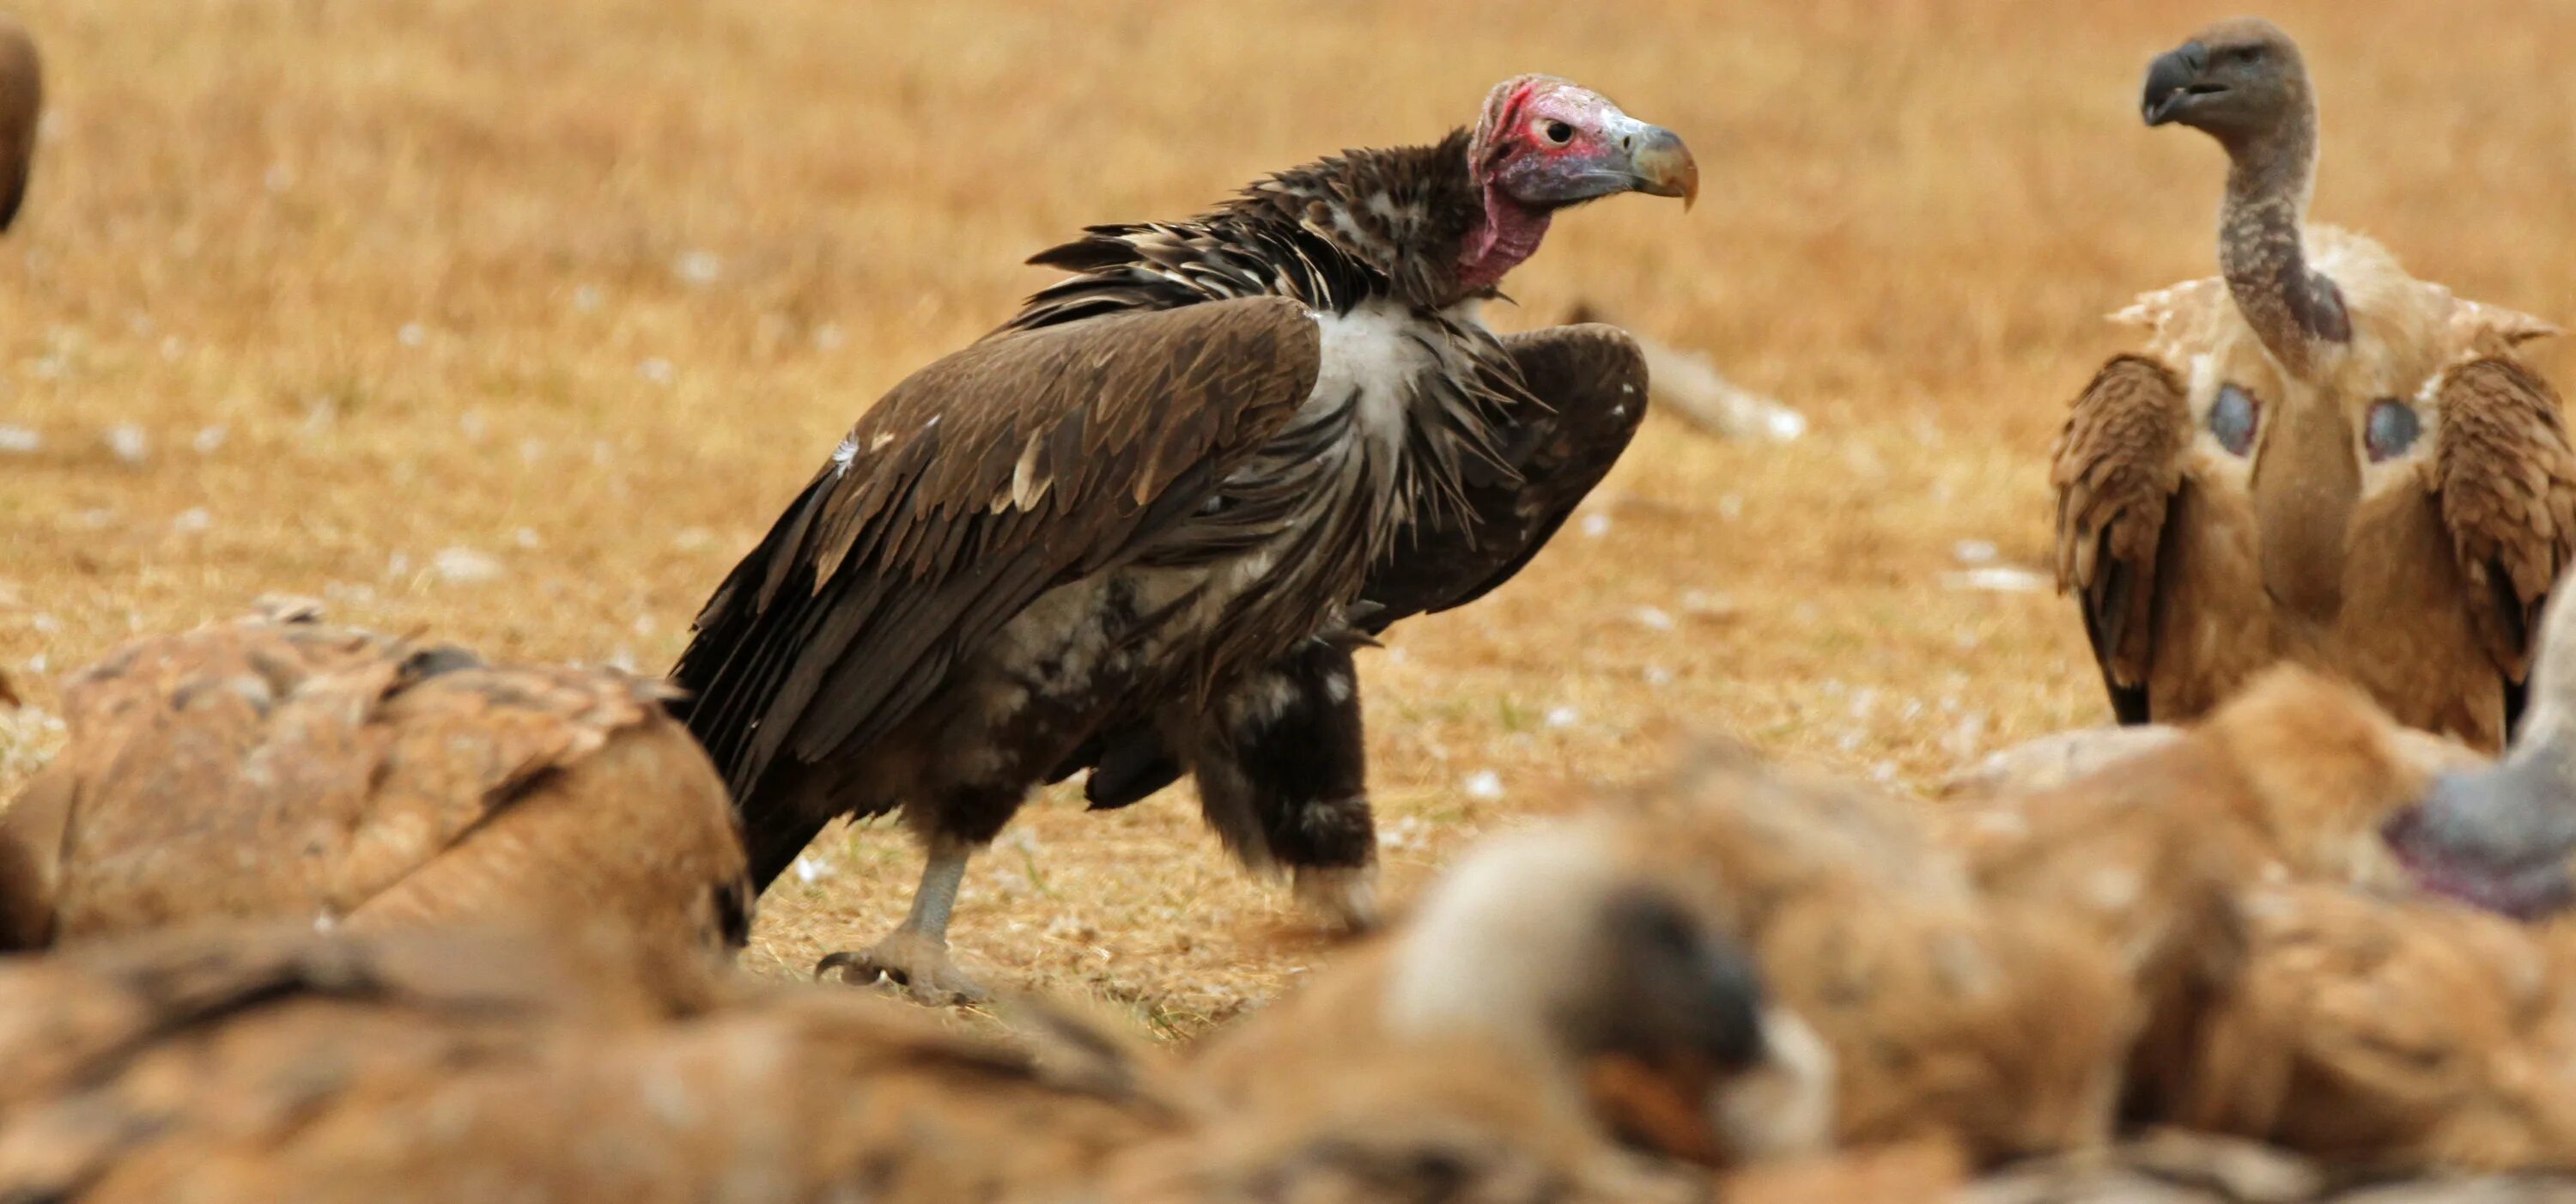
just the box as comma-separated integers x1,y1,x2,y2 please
0,17,35,232
2433,356,2576,727
671,296,1321,882
2052,355,2192,724
1353,322,1649,629
3,608,750,959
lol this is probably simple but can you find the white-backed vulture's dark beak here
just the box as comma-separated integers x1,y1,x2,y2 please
2142,41,2213,126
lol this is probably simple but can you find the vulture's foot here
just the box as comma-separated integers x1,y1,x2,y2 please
1292,864,1381,933
816,930,991,1006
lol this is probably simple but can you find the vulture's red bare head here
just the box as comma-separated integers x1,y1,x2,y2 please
1460,75,1698,294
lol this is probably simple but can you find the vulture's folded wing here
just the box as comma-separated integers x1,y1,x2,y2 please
2052,355,2192,724
1060,323,1645,814
1354,322,1649,629
670,296,1322,884
2433,356,2576,731
23,611,747,958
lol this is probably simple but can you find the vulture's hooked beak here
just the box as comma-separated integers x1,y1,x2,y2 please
2142,41,2215,126
2381,763,2576,921
1625,124,1699,210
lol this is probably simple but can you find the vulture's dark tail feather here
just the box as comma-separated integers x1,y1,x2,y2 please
670,471,843,892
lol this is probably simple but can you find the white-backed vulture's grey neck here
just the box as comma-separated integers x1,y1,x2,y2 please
2215,87,2345,379
2144,18,2352,378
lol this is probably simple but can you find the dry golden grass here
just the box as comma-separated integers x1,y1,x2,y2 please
0,0,2569,1035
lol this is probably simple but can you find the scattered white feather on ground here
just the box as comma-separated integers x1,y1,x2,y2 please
1942,566,2051,593
430,546,503,584
105,424,149,464
673,251,724,287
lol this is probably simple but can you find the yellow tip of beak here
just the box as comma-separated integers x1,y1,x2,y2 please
1631,127,1699,211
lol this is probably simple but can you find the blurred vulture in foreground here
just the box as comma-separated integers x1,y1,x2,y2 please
1170,810,1829,1200
0,922,1172,1203
0,601,751,964
2051,17,2575,751
0,787,1818,1202
2385,584,2576,918
1939,640,2576,1177
1627,748,2135,1165
672,73,1696,1000
0,15,35,231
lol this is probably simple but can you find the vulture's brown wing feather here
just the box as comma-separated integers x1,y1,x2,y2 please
23,612,748,960
0,921,698,1201
0,19,35,232
2433,356,2576,731
671,296,1321,885
0,925,1171,1202
1355,322,1648,629
2052,355,2192,724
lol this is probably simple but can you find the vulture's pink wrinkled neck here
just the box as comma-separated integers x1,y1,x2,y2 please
1456,183,1551,295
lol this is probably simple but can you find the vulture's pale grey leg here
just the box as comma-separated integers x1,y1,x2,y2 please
816,836,990,1005
905,839,971,938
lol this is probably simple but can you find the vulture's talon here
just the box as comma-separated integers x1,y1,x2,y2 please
815,933,990,1006
1293,863,1382,934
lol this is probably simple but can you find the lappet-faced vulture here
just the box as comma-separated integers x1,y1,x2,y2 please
2051,18,2576,752
671,75,1693,1001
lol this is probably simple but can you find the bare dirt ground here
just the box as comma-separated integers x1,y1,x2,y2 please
1,0,2569,1036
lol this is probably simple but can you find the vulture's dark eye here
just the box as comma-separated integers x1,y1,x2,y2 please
2209,383,2260,456
2366,398,2421,462
1541,119,1575,146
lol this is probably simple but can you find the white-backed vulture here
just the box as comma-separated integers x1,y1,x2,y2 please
2051,17,2576,752
0,601,751,964
0,15,36,232
668,76,1695,1002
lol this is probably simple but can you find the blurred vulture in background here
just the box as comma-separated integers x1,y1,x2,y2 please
0,601,752,965
0,15,35,231
2051,17,2575,751
672,73,1696,1001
